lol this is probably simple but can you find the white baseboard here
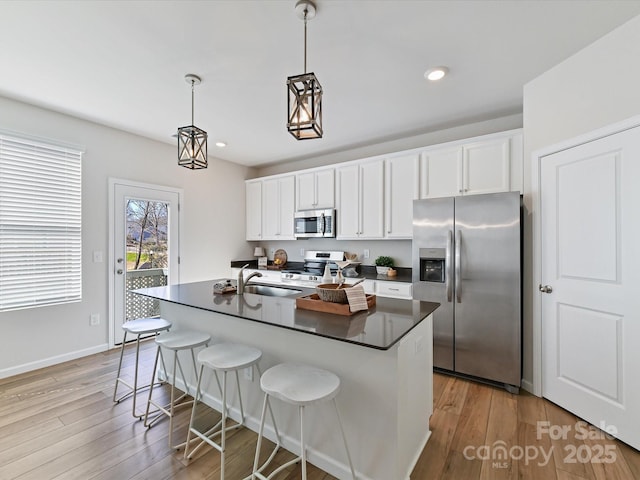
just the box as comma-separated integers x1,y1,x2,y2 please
521,378,535,395
0,343,110,380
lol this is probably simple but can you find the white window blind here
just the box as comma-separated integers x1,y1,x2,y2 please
0,133,82,311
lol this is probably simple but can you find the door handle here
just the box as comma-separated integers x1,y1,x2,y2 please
455,230,461,303
117,258,123,263
539,284,553,294
445,230,452,302
117,269,123,275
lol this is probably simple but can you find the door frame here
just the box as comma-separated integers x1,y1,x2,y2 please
531,113,640,397
107,178,184,348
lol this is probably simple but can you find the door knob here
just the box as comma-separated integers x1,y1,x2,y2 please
539,284,553,293
117,269,123,275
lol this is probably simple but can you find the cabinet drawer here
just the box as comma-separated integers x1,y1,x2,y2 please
375,281,412,299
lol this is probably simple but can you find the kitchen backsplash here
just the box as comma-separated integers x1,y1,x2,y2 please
255,239,412,267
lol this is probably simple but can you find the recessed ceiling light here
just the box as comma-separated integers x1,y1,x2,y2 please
424,66,449,81
215,141,227,148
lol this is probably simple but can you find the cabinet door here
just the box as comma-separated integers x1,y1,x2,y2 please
336,164,360,239
463,137,510,195
296,171,316,211
360,159,385,239
385,154,418,238
262,178,280,240
263,176,294,240
314,168,335,209
420,147,462,198
278,176,295,240
246,181,262,240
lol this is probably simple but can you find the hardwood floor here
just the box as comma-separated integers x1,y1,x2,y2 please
1,340,638,479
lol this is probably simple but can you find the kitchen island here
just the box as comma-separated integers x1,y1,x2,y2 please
133,280,438,480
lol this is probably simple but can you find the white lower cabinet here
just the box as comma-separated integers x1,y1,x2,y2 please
375,280,412,299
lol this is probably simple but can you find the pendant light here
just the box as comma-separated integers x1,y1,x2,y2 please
287,0,323,140
178,74,208,169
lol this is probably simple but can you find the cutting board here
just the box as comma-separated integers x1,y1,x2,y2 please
296,293,376,316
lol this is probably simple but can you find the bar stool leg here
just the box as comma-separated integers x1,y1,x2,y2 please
112,331,129,403
251,393,270,479
113,333,146,418
300,405,307,480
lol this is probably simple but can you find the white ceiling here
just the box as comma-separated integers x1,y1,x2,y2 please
1,1,639,167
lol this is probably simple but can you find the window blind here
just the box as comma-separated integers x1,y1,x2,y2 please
0,133,82,311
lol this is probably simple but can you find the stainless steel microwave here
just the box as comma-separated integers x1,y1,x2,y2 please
294,209,336,238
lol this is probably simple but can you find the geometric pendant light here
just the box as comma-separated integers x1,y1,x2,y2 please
287,0,323,140
178,74,208,169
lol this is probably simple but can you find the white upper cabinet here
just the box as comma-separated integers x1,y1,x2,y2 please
246,129,522,241
296,168,335,211
420,130,523,199
336,159,384,239
245,180,262,240
420,147,463,199
385,154,419,238
262,175,295,240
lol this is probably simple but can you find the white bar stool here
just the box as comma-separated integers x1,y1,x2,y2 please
113,317,172,418
251,363,356,480
184,343,276,480
143,329,212,448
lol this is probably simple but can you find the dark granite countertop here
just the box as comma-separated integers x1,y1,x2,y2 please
133,279,437,351
230,260,413,283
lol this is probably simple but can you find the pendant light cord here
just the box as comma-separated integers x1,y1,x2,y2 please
191,79,195,126
303,8,308,73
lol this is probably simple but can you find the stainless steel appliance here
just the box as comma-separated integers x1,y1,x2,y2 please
281,250,344,286
412,192,521,392
294,209,336,238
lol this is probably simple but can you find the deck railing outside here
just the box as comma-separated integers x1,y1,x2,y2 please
126,268,168,320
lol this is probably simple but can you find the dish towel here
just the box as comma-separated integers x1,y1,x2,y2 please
345,285,368,312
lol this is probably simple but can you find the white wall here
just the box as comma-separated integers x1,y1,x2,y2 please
522,14,640,389
0,96,254,378
256,113,523,177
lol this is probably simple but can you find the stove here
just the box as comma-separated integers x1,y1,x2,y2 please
281,250,344,285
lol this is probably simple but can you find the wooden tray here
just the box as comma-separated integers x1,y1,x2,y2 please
296,293,376,316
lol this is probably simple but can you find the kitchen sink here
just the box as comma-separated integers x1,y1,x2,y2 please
242,284,302,297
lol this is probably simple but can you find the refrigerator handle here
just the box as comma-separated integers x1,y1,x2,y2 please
446,230,453,302
455,229,462,303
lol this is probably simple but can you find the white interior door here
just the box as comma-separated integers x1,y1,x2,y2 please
109,179,181,346
540,125,640,449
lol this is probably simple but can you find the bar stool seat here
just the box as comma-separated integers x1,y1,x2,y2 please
113,317,172,418
144,329,211,448
252,363,356,480
184,343,273,480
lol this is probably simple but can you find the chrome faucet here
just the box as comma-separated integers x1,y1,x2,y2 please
237,263,262,295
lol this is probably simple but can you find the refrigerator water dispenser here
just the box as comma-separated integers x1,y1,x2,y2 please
419,248,445,283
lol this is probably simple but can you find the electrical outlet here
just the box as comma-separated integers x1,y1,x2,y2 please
363,249,370,259
92,250,103,263
300,248,305,257
90,313,100,326
270,248,275,256
243,367,253,382
414,336,423,354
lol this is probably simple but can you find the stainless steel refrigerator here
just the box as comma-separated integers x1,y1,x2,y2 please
412,192,521,392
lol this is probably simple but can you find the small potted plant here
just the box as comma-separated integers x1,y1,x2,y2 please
375,256,394,275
